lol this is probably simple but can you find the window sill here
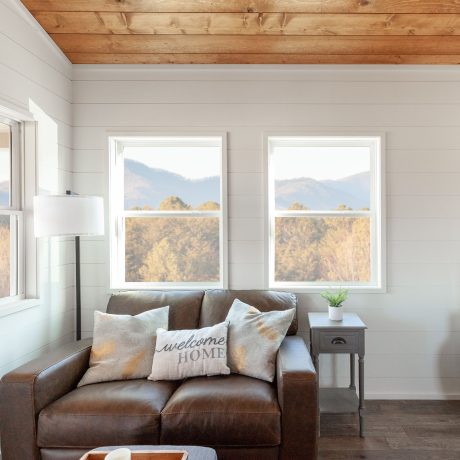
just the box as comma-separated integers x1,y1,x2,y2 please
110,284,224,292
269,285,387,294
0,298,41,318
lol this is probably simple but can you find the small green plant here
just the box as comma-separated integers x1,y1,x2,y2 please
320,289,348,308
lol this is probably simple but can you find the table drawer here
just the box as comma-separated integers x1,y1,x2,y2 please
319,332,358,353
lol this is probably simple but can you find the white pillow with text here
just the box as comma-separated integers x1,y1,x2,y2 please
148,321,230,381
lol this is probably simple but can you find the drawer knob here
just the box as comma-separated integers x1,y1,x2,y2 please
331,337,347,345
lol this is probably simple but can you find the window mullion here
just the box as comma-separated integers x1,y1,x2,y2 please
273,210,372,218
123,210,220,218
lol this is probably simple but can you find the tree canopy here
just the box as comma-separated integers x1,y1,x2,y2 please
124,195,370,284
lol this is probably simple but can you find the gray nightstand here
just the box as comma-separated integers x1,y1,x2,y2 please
308,312,367,437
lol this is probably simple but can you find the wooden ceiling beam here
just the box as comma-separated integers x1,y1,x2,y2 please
21,0,460,14
34,12,460,36
52,34,460,55
67,52,460,64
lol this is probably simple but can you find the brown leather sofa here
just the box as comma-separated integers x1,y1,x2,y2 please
0,290,318,460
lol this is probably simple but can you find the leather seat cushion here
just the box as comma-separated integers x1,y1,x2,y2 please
161,374,281,447
38,379,180,448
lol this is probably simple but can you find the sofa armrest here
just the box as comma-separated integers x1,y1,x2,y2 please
276,335,318,460
0,338,92,460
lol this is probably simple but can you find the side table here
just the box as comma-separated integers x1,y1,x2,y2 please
308,312,367,437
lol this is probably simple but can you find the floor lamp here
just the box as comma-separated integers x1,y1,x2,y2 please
33,192,104,341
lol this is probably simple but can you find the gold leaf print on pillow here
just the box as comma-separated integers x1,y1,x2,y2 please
90,340,117,363
122,349,146,379
256,319,280,341
233,345,248,370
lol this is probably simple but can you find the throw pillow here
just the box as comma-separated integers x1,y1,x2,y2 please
148,321,230,381
78,306,169,387
225,299,295,382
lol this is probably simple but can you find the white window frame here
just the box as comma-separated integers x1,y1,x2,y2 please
109,134,228,290
0,118,24,305
266,135,385,293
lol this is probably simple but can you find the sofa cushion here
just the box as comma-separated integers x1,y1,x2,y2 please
161,374,281,447
106,290,204,330
37,379,180,448
200,290,297,335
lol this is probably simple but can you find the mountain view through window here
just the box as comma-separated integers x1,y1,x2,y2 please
0,123,11,297
271,143,373,284
120,142,222,284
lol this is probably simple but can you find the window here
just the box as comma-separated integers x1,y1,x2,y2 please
0,119,23,303
267,136,384,291
109,135,227,289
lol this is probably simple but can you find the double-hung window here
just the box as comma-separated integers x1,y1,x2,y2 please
0,119,23,303
109,135,227,289
267,135,384,291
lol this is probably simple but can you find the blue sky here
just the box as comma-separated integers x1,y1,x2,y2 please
272,146,370,181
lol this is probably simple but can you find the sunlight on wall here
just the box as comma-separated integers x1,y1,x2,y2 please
29,99,59,194
29,99,74,336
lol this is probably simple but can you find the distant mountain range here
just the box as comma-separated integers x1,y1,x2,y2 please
275,171,370,210
0,181,8,207
0,162,369,211
124,159,220,209
124,159,369,211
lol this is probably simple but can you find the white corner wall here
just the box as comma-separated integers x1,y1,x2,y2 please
72,64,460,399
0,0,75,375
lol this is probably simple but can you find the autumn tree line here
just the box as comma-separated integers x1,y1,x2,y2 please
0,218,10,297
125,196,370,283
275,203,370,283
0,196,370,296
125,196,220,282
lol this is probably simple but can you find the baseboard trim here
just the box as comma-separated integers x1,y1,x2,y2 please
366,393,460,400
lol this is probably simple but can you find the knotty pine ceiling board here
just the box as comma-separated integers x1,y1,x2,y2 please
20,0,460,64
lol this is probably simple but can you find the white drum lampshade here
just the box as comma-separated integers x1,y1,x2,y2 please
34,195,104,237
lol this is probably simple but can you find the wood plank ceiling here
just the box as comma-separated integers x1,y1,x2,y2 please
20,0,460,64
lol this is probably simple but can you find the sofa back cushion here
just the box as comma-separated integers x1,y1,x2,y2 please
200,290,297,336
107,291,204,330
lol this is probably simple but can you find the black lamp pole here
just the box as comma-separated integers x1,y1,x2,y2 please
66,190,81,341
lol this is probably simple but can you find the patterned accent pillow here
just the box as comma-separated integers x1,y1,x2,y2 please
148,321,230,381
225,299,295,382
78,306,169,387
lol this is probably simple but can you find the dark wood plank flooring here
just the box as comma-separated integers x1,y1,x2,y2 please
319,400,460,459
0,401,459,459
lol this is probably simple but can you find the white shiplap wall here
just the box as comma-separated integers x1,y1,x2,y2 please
0,0,74,376
72,64,460,399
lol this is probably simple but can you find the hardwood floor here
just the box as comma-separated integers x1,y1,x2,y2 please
319,400,460,459
0,401,458,459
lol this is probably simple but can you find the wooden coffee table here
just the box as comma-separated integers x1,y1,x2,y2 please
91,445,217,460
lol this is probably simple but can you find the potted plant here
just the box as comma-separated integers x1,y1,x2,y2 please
320,289,348,321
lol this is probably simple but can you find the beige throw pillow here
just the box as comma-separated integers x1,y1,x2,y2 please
78,306,169,387
225,299,295,382
148,321,230,381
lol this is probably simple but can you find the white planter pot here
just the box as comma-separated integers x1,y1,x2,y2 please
328,305,343,321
